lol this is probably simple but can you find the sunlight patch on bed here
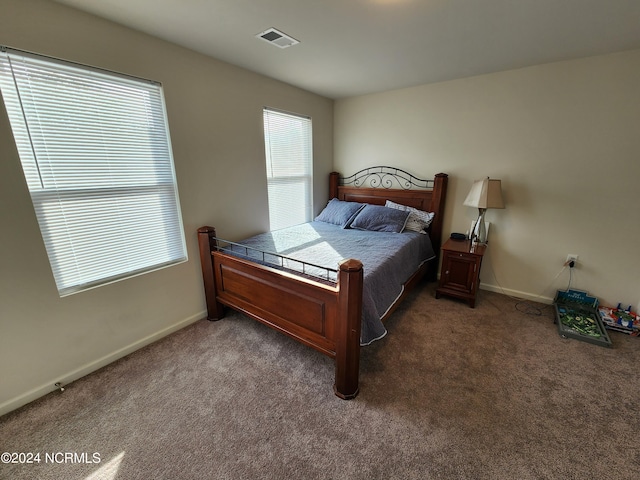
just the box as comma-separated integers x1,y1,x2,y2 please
279,237,343,282
271,224,344,281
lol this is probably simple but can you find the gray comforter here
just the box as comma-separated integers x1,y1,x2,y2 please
224,221,435,345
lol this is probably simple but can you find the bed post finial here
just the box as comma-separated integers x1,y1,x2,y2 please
334,258,363,400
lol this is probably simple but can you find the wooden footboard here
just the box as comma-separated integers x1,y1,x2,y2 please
198,226,363,399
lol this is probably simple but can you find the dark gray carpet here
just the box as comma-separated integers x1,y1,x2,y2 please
1,284,638,479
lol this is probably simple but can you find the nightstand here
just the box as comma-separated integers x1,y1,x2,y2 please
435,238,486,308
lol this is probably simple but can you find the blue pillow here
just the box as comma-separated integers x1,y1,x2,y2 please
315,198,365,227
349,204,411,233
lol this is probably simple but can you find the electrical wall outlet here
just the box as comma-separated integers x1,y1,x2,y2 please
566,254,579,266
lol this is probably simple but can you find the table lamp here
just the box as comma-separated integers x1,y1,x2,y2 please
463,177,504,244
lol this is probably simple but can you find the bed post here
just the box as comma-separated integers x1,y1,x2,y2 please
329,171,340,199
197,226,225,321
427,173,448,281
334,258,363,400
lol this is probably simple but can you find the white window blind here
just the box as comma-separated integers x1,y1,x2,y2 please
263,108,313,231
0,47,187,296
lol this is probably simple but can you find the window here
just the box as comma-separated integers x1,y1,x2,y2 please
0,47,187,296
263,107,313,231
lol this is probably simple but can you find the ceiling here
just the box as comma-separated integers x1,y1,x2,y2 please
53,0,640,99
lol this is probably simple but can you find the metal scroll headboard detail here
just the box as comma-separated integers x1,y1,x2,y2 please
339,166,434,190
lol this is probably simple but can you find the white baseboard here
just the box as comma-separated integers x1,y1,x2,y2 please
435,272,555,305
0,310,207,418
479,283,554,305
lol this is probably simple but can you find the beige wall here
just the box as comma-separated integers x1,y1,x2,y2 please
0,0,333,415
335,50,640,309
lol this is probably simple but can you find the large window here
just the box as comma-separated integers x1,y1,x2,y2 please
0,47,187,296
263,107,313,231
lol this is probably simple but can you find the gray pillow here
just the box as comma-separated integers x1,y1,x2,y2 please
315,198,365,227
349,204,410,233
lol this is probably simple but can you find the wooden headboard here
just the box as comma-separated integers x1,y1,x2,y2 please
329,167,448,280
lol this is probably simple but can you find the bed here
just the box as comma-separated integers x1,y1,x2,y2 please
198,167,448,399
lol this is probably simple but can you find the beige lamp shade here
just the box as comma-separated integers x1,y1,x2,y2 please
463,178,505,209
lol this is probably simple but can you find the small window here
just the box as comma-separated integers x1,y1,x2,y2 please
263,107,313,231
0,47,187,296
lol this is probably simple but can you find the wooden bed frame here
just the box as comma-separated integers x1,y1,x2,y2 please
198,167,448,399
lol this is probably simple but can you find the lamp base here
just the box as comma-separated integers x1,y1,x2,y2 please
471,209,487,244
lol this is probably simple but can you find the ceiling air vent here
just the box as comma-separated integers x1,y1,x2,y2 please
256,28,299,49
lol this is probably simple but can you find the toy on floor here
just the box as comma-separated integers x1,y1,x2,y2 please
553,289,612,348
598,304,640,336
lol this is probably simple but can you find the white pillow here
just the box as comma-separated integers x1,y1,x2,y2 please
385,200,435,234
